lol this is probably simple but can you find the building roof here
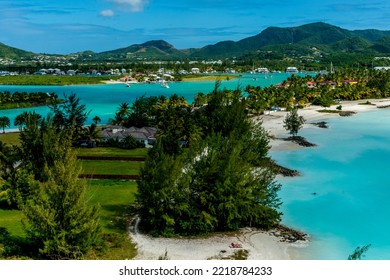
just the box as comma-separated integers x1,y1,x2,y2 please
100,126,157,141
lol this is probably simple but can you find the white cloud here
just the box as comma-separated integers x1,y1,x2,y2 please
109,0,149,12
100,9,115,17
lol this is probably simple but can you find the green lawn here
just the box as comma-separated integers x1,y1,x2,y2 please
86,180,137,234
0,179,138,259
0,180,138,236
86,179,138,259
75,147,148,157
80,160,143,175
0,75,112,85
0,209,24,237
0,132,21,146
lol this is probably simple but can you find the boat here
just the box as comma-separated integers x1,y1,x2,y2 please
257,67,269,74
161,80,170,88
160,67,170,88
286,67,299,73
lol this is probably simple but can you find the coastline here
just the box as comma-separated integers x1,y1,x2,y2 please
129,219,307,260
261,99,390,151
129,98,390,260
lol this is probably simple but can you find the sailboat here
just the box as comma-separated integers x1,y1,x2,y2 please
161,79,169,88
160,67,170,88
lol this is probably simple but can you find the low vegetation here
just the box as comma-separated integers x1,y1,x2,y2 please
0,75,112,85
80,160,143,175
1,67,389,260
181,74,240,82
136,84,282,236
246,69,390,113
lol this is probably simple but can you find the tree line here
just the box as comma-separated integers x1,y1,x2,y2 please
130,83,282,236
246,69,390,113
0,91,60,110
0,94,100,259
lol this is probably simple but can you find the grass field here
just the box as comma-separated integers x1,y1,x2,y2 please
0,132,20,146
0,209,24,237
0,179,138,259
86,180,137,234
75,147,148,157
80,160,143,175
0,136,145,259
182,74,240,82
0,75,112,85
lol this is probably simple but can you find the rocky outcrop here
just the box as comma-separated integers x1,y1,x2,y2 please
339,111,356,116
311,121,328,128
269,225,309,243
286,136,317,147
271,161,300,177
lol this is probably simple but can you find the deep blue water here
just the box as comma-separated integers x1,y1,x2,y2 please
272,109,390,259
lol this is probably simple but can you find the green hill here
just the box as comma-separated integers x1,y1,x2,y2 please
0,42,34,59
189,22,390,58
1,22,390,62
95,40,187,60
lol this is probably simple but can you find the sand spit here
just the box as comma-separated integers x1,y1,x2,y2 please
129,218,308,260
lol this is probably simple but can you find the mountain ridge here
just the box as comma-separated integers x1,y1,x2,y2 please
1,22,390,61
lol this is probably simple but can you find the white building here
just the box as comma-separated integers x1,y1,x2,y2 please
191,67,200,74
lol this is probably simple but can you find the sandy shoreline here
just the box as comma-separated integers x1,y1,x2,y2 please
263,99,390,151
129,219,307,260
129,98,390,260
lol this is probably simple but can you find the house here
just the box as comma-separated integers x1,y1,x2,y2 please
191,68,200,74
306,81,317,89
100,126,157,146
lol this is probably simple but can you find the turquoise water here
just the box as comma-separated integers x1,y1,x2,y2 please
2,72,389,259
0,73,295,129
272,109,390,260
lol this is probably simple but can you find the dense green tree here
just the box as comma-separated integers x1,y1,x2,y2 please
14,111,42,129
1,169,36,208
82,123,100,142
0,116,10,133
49,93,89,141
17,116,69,181
21,136,100,259
283,107,306,136
92,115,101,125
136,141,188,236
136,131,281,236
136,85,281,236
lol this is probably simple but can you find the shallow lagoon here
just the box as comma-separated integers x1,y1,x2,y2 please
272,109,390,259
5,72,383,260
0,73,293,129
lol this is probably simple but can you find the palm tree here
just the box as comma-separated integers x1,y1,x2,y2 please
92,116,101,125
14,112,42,129
0,116,10,133
83,123,101,142
118,102,130,116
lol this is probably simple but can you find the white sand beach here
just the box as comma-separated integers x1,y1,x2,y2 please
129,221,306,260
129,98,390,260
262,99,390,151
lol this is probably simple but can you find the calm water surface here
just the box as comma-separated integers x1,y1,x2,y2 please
6,72,383,260
272,109,390,259
0,73,294,129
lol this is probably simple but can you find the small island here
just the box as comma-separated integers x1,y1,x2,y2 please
0,91,63,110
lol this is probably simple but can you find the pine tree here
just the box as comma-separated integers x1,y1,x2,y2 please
283,107,306,136
21,135,100,259
136,87,282,236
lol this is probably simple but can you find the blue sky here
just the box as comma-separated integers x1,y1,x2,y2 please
1,0,389,54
